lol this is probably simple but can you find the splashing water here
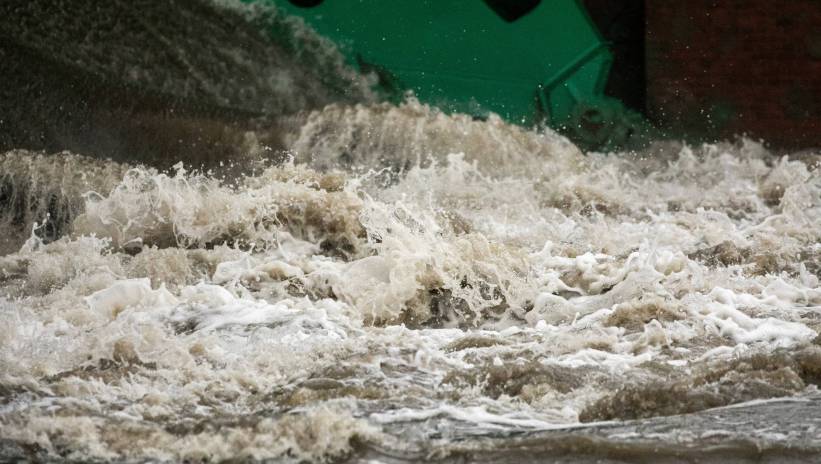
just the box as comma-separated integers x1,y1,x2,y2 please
1,0,821,455
1,98,819,462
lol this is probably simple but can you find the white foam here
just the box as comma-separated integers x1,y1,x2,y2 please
2,117,819,460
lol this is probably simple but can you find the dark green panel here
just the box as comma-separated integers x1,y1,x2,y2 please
256,0,608,124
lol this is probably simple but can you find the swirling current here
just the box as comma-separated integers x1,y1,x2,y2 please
0,1,820,463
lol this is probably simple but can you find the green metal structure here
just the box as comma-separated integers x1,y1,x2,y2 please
254,0,647,149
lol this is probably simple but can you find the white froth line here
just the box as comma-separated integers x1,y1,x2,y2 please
706,395,815,411
370,404,594,431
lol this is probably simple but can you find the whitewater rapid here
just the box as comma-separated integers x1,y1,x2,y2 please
0,99,819,462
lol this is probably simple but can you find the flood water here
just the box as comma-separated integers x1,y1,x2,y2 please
0,1,820,463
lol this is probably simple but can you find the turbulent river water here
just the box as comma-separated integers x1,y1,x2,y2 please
1,2,821,463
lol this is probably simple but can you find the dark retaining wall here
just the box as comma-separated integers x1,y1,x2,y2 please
645,0,821,148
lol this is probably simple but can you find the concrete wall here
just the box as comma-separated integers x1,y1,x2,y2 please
645,0,821,148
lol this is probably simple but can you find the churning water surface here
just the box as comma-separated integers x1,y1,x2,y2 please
1,1,820,463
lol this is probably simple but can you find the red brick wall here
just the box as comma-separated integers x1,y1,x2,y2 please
646,0,821,148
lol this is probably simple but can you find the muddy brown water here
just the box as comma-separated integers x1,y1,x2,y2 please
1,1,820,463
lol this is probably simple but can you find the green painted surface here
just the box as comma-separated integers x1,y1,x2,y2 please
250,0,649,149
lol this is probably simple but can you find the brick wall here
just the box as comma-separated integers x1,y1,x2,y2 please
645,0,821,148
